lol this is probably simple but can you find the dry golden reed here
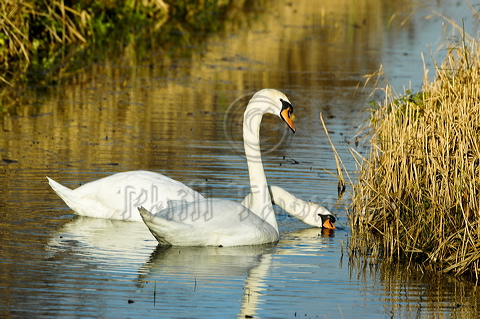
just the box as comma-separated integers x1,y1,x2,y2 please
349,32,480,282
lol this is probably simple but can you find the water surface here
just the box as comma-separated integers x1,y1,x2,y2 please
1,0,480,318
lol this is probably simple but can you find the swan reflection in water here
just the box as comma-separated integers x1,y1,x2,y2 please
137,226,334,318
47,216,334,318
47,216,156,264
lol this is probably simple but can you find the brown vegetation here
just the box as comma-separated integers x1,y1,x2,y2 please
349,31,480,282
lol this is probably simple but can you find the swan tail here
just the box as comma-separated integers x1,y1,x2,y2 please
138,206,177,246
47,176,75,204
47,177,95,217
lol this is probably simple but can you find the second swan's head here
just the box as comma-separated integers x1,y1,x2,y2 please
249,89,296,133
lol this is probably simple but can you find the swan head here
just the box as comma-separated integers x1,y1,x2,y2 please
249,89,296,133
320,214,336,229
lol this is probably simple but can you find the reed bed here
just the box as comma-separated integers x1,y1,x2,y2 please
349,33,480,282
0,0,169,83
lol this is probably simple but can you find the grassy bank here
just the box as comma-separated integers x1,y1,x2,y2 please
2,0,165,81
0,0,235,110
349,31,480,282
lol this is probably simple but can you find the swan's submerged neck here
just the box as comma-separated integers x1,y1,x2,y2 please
243,102,278,231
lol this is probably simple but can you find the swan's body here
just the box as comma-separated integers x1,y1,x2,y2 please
47,171,203,221
140,89,303,246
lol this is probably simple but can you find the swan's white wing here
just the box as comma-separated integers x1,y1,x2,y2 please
139,199,278,246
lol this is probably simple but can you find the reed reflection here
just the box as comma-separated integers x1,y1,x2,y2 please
0,0,411,178
349,257,480,318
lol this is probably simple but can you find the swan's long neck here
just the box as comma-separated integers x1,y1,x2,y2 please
243,103,278,231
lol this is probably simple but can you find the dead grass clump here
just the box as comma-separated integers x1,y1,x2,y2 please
349,33,480,282
1,0,90,82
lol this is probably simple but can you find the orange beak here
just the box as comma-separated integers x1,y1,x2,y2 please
322,218,336,229
280,108,296,133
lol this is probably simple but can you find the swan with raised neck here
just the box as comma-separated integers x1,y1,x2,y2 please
139,89,297,246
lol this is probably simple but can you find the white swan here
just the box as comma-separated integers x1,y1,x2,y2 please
139,89,333,246
47,171,203,221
